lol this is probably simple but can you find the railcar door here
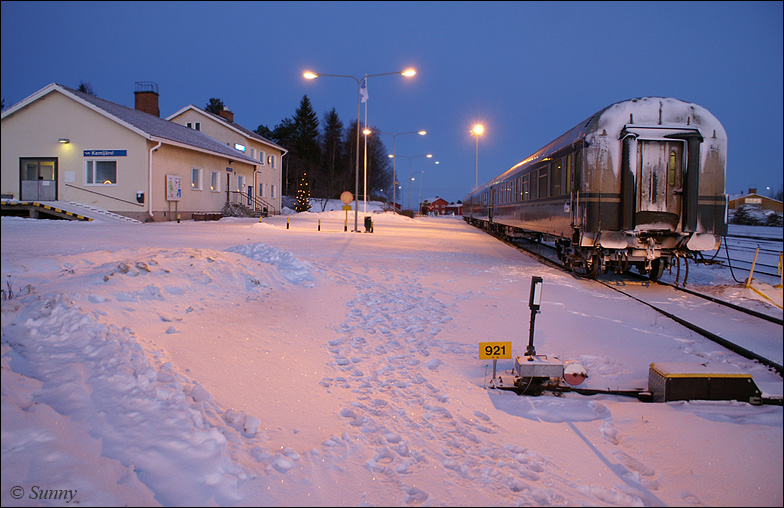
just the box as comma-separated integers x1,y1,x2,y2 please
636,140,684,229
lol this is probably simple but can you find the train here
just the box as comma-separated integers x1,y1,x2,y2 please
463,97,728,280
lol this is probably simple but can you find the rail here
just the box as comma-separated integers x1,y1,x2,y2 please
488,233,783,376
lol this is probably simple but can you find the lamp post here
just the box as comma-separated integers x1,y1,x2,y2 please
412,170,424,214
471,123,484,189
375,130,426,212
304,68,416,231
389,154,433,212
362,128,372,213
416,160,439,214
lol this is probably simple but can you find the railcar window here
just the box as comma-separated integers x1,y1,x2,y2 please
668,151,677,186
522,174,529,200
550,159,562,196
566,154,572,194
538,167,548,198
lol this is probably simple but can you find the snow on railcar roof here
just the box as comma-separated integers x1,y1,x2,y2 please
466,96,727,198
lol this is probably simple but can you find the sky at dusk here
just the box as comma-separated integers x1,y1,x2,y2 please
2,1,782,204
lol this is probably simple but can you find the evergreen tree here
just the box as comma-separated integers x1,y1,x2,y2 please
254,124,275,140
293,96,320,162
287,96,320,200
294,171,312,212
77,81,96,96
316,108,350,206
730,204,762,226
205,98,225,114
339,121,392,203
765,212,783,227
365,126,392,201
343,120,362,200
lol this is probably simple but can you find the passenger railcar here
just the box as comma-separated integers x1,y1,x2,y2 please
463,97,728,279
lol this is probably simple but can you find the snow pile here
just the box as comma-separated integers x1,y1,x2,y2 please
1,213,781,507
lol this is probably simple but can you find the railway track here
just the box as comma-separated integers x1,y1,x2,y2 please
501,234,784,376
720,233,783,280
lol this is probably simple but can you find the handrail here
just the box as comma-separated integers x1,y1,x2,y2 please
227,191,277,215
64,184,145,207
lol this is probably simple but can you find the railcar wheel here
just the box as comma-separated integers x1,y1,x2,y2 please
572,252,600,279
648,259,664,282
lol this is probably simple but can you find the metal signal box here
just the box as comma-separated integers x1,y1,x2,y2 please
514,355,564,380
648,362,762,404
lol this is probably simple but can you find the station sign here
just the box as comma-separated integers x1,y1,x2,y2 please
83,150,127,157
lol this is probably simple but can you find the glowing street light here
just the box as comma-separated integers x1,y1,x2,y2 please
471,123,484,189
303,68,416,231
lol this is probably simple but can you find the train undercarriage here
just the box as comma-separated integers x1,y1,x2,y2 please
467,217,716,282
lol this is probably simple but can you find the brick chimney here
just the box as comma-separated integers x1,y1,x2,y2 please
134,81,159,117
749,188,757,195
218,106,234,123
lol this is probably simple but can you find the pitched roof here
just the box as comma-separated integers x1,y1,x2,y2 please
167,105,288,154
2,83,260,165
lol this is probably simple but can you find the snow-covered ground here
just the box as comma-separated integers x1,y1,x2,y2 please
2,201,782,507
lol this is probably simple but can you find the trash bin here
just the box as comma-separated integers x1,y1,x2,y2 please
364,216,373,233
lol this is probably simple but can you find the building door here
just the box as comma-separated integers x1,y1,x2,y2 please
636,140,684,229
20,158,57,201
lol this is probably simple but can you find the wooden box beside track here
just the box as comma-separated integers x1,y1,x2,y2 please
649,362,762,404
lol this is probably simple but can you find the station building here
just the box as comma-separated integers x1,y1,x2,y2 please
728,188,783,213
167,104,285,215
1,82,286,221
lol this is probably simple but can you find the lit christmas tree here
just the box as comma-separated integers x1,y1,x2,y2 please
295,172,311,212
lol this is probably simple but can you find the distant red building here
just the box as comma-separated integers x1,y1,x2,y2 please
420,197,449,215
728,188,783,213
444,202,463,215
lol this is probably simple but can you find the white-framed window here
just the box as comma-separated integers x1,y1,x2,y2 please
210,170,220,192
185,122,201,131
258,183,264,197
85,159,117,185
237,175,244,192
250,148,255,159
259,150,265,164
191,167,202,190
267,155,275,168
270,184,276,198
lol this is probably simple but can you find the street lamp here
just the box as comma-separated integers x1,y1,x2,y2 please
471,123,484,189
303,68,417,231
374,130,427,212
412,170,424,214
362,128,372,213
389,154,433,212
416,160,439,214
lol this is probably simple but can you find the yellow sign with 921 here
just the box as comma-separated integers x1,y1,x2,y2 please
479,341,512,360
